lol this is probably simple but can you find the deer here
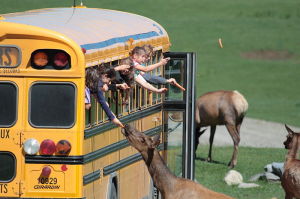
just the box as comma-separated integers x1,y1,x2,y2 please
122,124,235,199
281,125,300,199
195,90,248,168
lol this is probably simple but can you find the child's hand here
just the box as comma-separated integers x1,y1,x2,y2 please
160,57,170,65
166,78,176,85
118,83,129,90
112,118,124,128
101,84,109,92
157,88,168,93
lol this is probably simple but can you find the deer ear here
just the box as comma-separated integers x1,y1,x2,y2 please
285,124,294,135
151,135,161,149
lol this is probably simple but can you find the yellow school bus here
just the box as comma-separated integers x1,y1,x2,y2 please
0,5,196,199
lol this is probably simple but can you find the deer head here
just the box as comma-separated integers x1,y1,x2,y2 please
284,125,300,149
122,124,160,153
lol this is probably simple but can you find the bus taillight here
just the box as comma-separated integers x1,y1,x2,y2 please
23,138,40,155
32,52,49,68
41,166,51,177
39,139,56,155
53,52,69,69
56,140,71,155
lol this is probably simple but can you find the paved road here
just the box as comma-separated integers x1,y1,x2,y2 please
167,117,300,148
198,117,300,148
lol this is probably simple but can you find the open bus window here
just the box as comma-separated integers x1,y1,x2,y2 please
29,82,76,128
31,49,71,70
0,152,16,182
0,82,17,127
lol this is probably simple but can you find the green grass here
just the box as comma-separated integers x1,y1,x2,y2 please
1,0,300,126
196,145,286,199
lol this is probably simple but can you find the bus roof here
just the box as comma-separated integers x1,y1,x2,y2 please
1,7,171,66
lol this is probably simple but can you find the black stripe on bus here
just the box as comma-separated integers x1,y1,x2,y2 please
103,144,164,176
25,155,83,165
84,104,162,139
83,125,162,164
83,169,101,185
103,153,142,176
25,126,162,165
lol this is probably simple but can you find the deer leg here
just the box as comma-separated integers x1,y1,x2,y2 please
207,125,216,162
285,193,293,199
225,124,240,168
194,126,206,158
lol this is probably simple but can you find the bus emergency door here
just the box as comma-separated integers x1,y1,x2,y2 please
0,78,24,198
162,52,196,180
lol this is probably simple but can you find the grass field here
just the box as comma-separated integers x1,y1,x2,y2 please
196,145,286,199
1,0,300,126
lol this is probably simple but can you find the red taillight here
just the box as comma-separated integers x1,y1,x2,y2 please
82,48,86,54
53,52,69,68
61,164,68,171
41,166,51,177
39,139,56,155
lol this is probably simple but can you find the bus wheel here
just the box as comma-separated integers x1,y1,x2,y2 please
110,183,117,199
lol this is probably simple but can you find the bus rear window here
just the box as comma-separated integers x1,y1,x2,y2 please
0,152,16,182
0,82,17,127
29,82,76,128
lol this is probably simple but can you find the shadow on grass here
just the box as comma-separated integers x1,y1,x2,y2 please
195,156,227,166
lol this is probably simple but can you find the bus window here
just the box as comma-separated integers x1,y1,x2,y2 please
0,82,17,127
0,46,21,68
31,49,71,70
163,111,184,177
91,94,98,126
29,82,76,128
0,152,16,182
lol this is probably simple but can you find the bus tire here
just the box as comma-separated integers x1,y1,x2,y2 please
110,183,117,199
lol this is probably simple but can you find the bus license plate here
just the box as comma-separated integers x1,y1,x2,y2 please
28,169,65,192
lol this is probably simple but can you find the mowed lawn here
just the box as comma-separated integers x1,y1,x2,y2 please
196,146,286,199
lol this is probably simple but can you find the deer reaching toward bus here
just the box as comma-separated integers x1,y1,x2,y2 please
195,90,248,168
122,124,235,199
281,125,300,199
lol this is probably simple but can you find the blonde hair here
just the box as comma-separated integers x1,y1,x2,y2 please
130,46,146,57
142,44,154,57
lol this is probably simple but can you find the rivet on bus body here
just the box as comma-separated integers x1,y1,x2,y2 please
61,164,68,171
41,166,51,177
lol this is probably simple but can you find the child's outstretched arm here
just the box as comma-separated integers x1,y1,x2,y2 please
96,86,124,127
135,57,170,72
135,75,167,93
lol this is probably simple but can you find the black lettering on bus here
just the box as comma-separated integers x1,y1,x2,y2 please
38,177,58,185
0,184,8,193
0,129,9,139
4,48,12,66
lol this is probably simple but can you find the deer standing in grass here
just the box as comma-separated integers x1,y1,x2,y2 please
195,90,248,168
122,124,235,199
282,125,300,199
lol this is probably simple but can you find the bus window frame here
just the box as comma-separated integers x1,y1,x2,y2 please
0,151,17,183
0,81,18,128
0,45,22,68
28,81,77,129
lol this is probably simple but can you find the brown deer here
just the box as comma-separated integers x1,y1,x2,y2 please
281,125,300,199
195,90,248,168
122,124,235,199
